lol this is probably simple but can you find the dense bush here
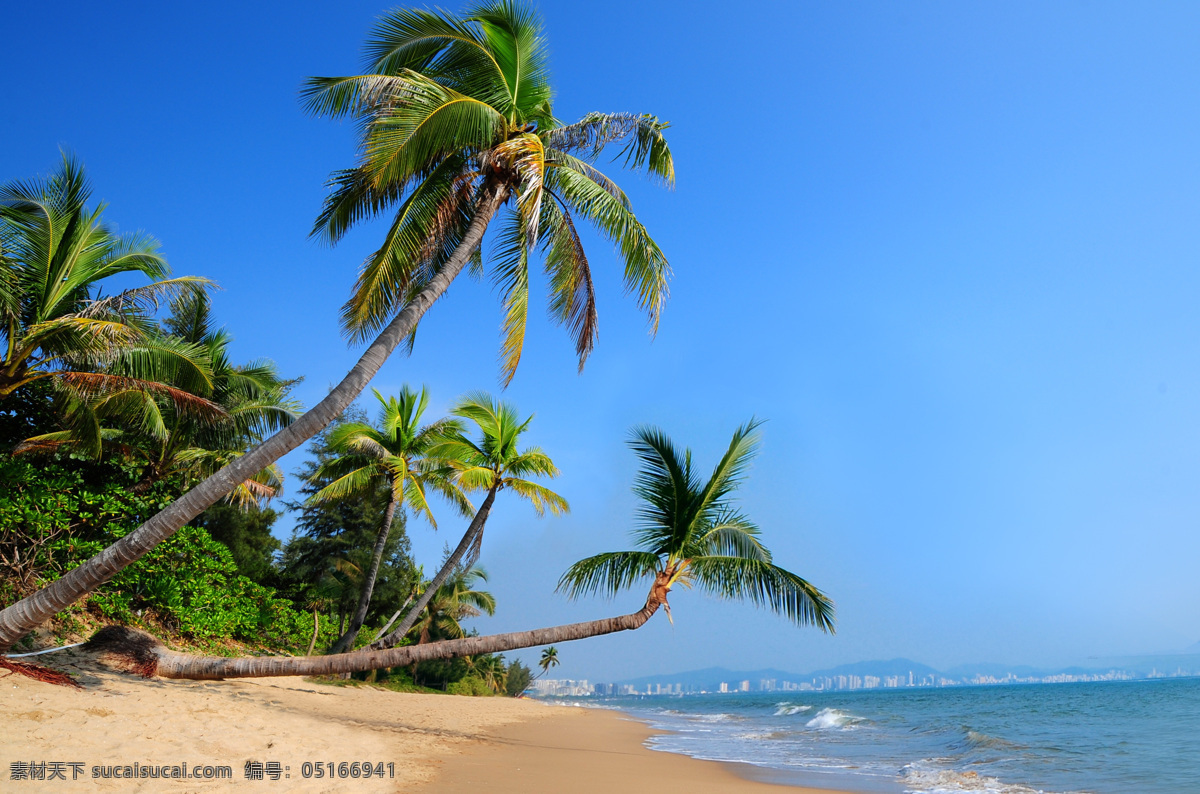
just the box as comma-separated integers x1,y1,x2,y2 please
447,676,494,696
0,456,325,650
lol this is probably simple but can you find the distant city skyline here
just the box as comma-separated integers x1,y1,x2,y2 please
530,654,1200,699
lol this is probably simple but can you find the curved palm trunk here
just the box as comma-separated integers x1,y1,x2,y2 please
367,483,498,650
305,609,320,657
329,494,399,654
0,181,511,652
91,572,672,680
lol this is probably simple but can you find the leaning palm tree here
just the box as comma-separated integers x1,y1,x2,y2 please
367,392,567,651
0,153,212,406
312,386,472,653
555,421,834,631
538,646,559,677
86,423,834,680
0,0,673,651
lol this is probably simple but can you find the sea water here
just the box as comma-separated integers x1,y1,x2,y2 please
587,678,1200,793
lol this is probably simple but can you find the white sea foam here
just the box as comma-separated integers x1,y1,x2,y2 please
804,707,862,730
900,764,1068,794
685,712,739,723
773,702,814,716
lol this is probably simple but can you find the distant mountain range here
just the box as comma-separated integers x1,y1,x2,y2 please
607,653,1200,691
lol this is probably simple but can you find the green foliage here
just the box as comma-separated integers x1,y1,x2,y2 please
558,423,836,632
0,152,212,401
278,410,418,636
447,675,494,696
304,1,673,385
505,659,532,696
0,456,320,650
194,504,282,585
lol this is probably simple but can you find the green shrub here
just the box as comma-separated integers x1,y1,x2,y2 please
0,457,324,651
447,676,494,696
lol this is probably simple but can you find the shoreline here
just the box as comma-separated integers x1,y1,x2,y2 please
416,703,857,793
4,652,858,793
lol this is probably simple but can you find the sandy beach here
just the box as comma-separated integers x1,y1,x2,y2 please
2,651,851,793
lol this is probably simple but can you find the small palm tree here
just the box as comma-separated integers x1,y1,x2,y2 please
311,386,472,652
538,646,559,677
406,565,495,683
369,392,566,650
132,423,833,680
408,566,496,646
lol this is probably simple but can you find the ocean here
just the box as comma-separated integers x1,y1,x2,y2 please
583,678,1200,793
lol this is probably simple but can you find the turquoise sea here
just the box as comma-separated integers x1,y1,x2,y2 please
590,678,1200,793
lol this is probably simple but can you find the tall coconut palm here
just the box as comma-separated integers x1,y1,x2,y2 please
0,0,673,651
91,423,834,680
368,392,567,650
312,386,472,653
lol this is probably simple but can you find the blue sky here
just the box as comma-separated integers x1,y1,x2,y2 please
6,1,1200,682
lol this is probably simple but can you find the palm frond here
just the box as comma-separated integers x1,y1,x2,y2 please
692,419,764,527
540,194,597,368
557,551,662,599
502,477,568,516
695,512,771,562
489,208,530,386
363,69,507,187
687,556,835,632
547,164,669,333
627,424,699,554
545,112,674,185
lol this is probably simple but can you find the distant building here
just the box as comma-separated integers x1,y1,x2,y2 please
528,678,592,697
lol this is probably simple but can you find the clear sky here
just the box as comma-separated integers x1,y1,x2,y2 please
6,1,1200,682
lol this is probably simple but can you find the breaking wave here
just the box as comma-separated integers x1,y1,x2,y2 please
900,764,1065,794
805,707,864,730
773,702,814,716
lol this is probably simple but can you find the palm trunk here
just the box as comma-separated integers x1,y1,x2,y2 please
99,572,672,680
370,584,418,643
368,483,498,650
329,494,398,654
0,181,510,651
305,609,320,657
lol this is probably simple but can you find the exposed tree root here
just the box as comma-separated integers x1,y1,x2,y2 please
84,626,161,678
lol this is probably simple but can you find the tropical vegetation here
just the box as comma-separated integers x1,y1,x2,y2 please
0,0,674,651
1,1,835,700
307,386,470,652
88,422,832,679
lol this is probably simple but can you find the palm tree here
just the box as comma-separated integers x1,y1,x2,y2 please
0,153,211,404
405,565,495,684
538,646,559,677
92,423,834,680
0,0,673,651
556,421,835,631
408,566,496,646
312,386,471,653
368,392,567,650
14,291,299,508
